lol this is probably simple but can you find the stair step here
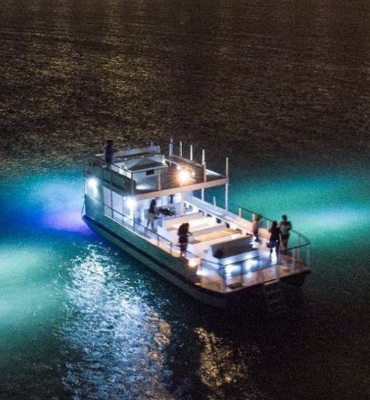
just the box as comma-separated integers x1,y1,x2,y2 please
264,279,280,286
263,281,287,315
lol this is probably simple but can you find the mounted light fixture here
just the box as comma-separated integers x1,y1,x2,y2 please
88,178,98,189
125,197,136,209
178,168,192,185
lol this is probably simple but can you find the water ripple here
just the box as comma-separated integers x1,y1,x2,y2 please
61,245,175,400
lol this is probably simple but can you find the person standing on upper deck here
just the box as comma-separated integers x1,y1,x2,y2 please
279,214,292,253
104,140,114,164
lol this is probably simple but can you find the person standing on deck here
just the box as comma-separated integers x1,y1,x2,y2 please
268,221,281,257
279,214,292,253
104,140,114,164
252,214,261,243
178,222,192,257
147,198,158,230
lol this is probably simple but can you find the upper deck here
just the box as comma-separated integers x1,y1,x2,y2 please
84,143,229,200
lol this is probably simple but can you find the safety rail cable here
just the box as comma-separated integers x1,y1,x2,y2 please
84,189,309,273
87,195,222,271
86,155,133,176
85,192,309,285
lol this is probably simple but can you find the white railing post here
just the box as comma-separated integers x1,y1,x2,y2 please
201,149,206,200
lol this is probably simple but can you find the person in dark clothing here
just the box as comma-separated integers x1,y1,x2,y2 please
279,215,292,253
147,198,158,230
178,222,192,257
268,220,281,257
104,140,114,164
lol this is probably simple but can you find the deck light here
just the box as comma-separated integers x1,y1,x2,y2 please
88,178,98,189
188,258,199,268
126,197,136,209
178,169,191,185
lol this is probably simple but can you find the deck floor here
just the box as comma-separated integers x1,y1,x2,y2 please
141,210,307,293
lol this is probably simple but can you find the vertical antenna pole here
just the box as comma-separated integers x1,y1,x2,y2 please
225,157,229,211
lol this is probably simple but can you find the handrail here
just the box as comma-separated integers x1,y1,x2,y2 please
96,197,215,266
87,194,310,276
86,155,133,176
197,192,311,249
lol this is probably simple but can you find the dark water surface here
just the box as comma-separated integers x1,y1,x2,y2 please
1,0,370,399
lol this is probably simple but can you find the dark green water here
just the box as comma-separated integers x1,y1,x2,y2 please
1,0,370,399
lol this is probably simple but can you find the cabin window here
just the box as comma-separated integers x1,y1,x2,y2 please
112,192,123,221
103,188,112,218
146,170,155,176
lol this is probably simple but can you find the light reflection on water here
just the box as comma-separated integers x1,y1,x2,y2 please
195,327,257,395
62,245,175,400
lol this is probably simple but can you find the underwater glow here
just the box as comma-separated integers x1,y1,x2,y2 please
13,175,93,234
0,245,43,276
43,210,91,233
0,243,59,325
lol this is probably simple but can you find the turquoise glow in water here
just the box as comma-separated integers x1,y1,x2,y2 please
1,162,370,399
2,0,370,397
0,171,174,399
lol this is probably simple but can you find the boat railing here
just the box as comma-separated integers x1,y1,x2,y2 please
100,199,204,259
84,156,138,195
85,188,310,292
91,197,265,290
84,146,226,196
197,191,311,271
